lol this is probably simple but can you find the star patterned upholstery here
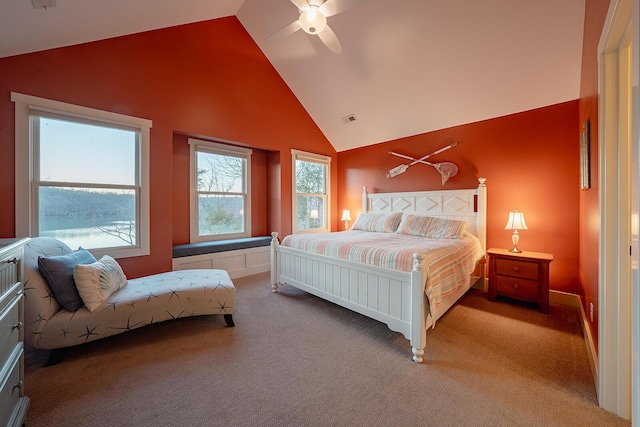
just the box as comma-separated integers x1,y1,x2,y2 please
23,237,235,349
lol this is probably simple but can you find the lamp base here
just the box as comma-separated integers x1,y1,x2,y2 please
509,231,522,253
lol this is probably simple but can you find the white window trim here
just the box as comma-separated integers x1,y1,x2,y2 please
188,138,252,243
12,92,152,259
291,149,331,234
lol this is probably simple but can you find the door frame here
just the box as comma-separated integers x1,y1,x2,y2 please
598,0,636,419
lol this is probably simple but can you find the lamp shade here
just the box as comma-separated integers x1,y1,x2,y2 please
309,209,319,219
340,210,352,221
505,210,528,230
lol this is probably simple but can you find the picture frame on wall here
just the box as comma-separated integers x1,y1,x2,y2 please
580,119,590,190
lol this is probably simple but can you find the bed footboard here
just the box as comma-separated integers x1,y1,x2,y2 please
270,232,429,362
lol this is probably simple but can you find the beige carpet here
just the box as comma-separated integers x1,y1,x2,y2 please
24,272,629,426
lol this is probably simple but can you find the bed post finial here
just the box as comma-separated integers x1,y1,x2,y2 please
362,186,369,214
270,232,279,292
476,178,487,254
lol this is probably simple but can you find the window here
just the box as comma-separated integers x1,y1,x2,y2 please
12,92,151,259
292,150,331,233
189,139,252,242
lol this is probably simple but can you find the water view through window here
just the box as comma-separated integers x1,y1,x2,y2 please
36,116,139,250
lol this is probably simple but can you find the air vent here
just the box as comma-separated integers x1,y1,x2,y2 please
342,114,357,124
31,0,56,9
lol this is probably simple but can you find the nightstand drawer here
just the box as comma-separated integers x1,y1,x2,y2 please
495,275,539,300
495,258,538,280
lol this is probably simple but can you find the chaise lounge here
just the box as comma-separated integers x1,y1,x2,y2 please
22,237,236,360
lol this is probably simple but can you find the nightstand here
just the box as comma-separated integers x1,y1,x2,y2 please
487,248,553,313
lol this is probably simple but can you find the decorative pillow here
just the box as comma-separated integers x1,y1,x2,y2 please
396,215,467,239
350,212,403,233
38,248,97,312
73,255,128,312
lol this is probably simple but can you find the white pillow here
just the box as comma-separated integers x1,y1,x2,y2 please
73,255,128,312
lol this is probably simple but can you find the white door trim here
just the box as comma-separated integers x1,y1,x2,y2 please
598,0,634,419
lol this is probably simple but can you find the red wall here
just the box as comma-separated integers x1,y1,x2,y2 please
338,101,580,294
0,17,337,278
578,0,612,351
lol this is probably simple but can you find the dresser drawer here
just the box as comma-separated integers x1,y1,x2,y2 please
0,293,22,366
0,353,22,427
495,275,539,300
495,258,538,280
0,247,20,297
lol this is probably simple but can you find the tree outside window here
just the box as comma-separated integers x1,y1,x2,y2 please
292,150,330,233
189,139,251,242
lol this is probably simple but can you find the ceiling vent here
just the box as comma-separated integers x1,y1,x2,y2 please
342,114,357,124
31,0,56,9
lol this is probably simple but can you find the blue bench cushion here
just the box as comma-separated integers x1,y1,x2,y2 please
172,236,272,258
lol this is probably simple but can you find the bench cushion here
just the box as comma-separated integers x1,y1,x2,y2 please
172,236,271,258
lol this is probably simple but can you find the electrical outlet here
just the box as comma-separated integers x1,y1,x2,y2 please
590,302,594,322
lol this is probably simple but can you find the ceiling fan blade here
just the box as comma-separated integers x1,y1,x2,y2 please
318,0,358,17
266,20,302,43
317,25,342,54
290,0,310,12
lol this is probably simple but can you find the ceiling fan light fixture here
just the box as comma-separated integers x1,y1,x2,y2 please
299,6,327,34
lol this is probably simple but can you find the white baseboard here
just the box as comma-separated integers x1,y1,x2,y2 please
551,290,599,395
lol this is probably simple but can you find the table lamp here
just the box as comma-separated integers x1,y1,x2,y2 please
340,209,351,230
505,210,528,253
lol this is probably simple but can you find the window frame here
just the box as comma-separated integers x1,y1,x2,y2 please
188,138,252,243
292,149,331,234
12,92,151,259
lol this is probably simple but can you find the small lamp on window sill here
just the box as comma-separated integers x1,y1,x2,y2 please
341,209,352,230
505,210,528,253
309,209,319,228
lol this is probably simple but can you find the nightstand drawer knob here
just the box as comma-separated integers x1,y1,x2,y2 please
13,380,23,391
512,283,519,289
12,321,23,331
513,266,520,272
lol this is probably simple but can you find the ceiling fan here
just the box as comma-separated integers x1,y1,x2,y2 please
266,0,357,54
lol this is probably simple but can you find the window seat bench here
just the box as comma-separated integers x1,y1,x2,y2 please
172,237,271,279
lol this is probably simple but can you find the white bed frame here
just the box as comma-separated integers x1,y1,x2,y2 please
270,178,487,362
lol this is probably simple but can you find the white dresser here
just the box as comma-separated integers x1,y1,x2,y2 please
0,238,29,427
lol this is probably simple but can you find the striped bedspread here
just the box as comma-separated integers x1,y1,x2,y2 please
281,230,484,318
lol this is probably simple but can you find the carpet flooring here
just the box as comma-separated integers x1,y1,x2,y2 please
24,272,629,426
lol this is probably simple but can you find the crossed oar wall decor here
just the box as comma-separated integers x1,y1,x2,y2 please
386,142,459,185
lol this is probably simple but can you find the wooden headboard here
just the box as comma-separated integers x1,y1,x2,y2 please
361,178,487,251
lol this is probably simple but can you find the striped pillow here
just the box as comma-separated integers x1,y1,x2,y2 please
396,215,467,239
351,212,403,233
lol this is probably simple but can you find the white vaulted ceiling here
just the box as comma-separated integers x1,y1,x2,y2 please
0,0,585,152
